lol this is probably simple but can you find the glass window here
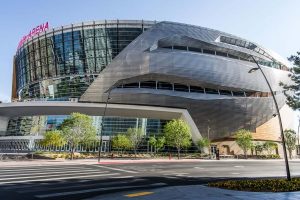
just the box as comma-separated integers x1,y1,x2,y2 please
245,91,256,97
174,83,189,92
232,91,245,97
239,57,249,61
190,85,204,93
157,82,173,90
188,47,202,53
173,46,187,51
216,51,227,57
140,81,156,89
228,54,239,59
219,90,232,96
203,49,215,55
205,88,219,94
123,82,139,88
162,46,173,49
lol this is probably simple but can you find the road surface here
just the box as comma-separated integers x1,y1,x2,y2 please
0,159,299,199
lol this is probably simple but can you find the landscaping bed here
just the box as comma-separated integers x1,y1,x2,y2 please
31,151,212,160
208,178,300,192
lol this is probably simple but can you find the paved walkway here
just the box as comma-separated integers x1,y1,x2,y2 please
91,185,300,200
0,158,299,167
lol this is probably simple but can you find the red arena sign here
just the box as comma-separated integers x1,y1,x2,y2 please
17,22,49,49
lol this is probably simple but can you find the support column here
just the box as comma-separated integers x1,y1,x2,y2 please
0,116,9,136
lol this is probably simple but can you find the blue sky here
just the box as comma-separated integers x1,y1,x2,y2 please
0,0,299,102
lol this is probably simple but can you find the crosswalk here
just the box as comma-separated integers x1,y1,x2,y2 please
0,163,208,199
0,164,164,200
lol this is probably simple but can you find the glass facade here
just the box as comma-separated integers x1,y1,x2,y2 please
15,21,154,99
7,20,166,141
5,115,167,137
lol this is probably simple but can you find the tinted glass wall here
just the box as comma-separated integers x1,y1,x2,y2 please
6,115,167,137
15,20,154,99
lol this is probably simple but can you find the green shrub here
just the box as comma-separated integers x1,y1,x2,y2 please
34,151,45,155
209,178,300,192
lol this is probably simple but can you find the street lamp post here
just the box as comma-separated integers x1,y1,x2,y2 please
297,116,300,155
248,55,291,181
297,116,300,146
98,90,112,163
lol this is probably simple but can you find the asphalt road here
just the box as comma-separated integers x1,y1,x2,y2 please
0,160,300,200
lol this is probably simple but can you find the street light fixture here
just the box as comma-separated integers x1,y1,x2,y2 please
98,90,112,163
248,55,291,181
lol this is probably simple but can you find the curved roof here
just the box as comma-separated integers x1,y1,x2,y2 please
159,21,290,68
15,20,290,68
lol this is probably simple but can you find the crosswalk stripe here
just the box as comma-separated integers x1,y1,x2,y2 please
0,171,110,181
18,178,146,193
0,173,120,185
0,169,106,177
95,165,138,174
4,178,146,191
35,183,167,198
0,166,90,172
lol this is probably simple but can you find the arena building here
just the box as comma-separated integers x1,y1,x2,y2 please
0,20,295,155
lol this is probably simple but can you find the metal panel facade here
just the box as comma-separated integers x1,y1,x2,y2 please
80,21,292,140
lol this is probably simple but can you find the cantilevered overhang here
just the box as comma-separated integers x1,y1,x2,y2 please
0,102,202,142
0,102,184,119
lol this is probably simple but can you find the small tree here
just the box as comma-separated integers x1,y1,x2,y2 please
197,137,211,153
126,128,145,158
254,143,264,155
235,129,253,159
111,134,131,155
280,52,300,109
164,119,191,159
284,129,297,159
40,130,66,150
156,136,166,153
263,141,278,155
149,136,157,154
149,135,165,155
60,113,97,160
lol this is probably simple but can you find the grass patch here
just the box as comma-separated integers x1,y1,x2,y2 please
208,178,300,192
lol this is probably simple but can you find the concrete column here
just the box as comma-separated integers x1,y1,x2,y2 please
0,116,9,135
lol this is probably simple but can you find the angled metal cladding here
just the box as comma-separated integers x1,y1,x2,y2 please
80,21,292,140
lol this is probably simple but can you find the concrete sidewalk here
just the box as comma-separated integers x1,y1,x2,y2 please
0,158,205,167
0,158,299,167
90,185,300,200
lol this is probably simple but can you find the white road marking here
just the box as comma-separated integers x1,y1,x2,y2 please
17,179,146,193
176,173,189,177
231,172,240,175
95,165,138,174
194,167,204,169
0,166,89,172
35,183,167,198
0,171,109,181
0,173,120,185
234,166,244,168
0,169,107,177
